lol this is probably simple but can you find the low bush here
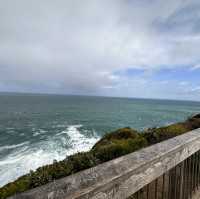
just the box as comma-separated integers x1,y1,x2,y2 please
143,123,188,144
92,127,139,150
93,136,147,162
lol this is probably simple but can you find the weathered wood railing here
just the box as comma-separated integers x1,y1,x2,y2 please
9,128,200,199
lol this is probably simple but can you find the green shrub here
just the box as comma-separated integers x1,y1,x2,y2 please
29,161,70,188
155,124,187,140
93,127,139,150
93,136,147,162
142,123,188,144
67,152,99,172
0,175,30,199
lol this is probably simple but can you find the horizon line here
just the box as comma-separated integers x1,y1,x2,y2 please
0,91,200,103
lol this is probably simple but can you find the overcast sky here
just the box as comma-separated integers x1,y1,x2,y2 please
0,0,200,100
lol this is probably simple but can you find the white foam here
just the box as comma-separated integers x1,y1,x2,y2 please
6,127,15,130
0,142,29,152
63,125,99,155
56,125,82,136
0,125,100,187
32,129,47,137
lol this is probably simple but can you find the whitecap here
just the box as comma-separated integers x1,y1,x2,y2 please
0,125,100,187
63,125,99,155
56,124,82,136
33,132,40,137
6,127,15,130
0,142,29,152
32,129,47,137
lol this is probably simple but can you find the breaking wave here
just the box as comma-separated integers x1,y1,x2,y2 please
0,142,29,152
0,125,99,187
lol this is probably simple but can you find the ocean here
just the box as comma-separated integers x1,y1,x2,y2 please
0,93,200,187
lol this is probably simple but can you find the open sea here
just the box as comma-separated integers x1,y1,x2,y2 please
0,93,200,187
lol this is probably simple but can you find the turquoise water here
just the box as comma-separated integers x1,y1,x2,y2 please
0,93,200,186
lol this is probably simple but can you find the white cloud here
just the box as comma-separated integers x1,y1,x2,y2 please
0,0,200,100
179,81,189,86
191,86,200,92
191,64,200,70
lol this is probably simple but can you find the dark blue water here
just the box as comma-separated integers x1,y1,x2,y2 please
0,93,200,186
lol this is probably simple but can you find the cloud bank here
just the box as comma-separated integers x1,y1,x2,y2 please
0,0,200,100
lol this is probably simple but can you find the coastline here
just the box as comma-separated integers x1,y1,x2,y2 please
1,114,200,198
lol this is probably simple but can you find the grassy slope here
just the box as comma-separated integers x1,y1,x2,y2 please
1,114,200,198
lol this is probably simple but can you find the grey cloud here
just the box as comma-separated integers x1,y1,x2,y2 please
155,3,200,35
0,0,200,99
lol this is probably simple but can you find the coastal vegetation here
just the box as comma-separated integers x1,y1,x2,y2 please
0,114,200,198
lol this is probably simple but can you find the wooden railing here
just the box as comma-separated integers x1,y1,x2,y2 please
9,128,200,199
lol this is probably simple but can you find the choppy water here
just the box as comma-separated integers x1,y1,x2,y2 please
0,93,200,187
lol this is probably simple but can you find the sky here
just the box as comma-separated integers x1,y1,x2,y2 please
0,0,200,101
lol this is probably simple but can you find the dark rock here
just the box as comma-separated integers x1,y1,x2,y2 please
192,113,200,119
